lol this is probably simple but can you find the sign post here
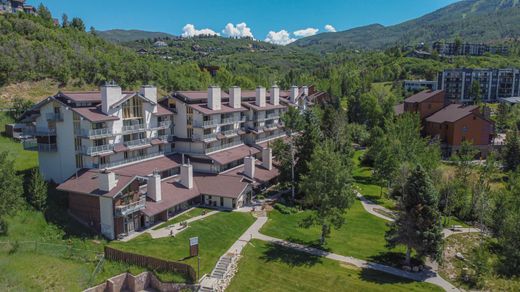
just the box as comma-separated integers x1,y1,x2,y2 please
189,237,199,281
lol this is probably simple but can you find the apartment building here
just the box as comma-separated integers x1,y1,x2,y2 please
438,68,520,102
433,42,509,56
404,80,438,92
0,0,36,14
21,83,315,239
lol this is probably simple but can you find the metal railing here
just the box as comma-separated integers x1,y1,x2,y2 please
193,119,220,128
23,127,56,136
220,117,246,125
46,113,63,121
125,138,152,148
82,144,114,156
221,129,238,137
193,132,217,141
115,196,146,217
81,128,113,138
256,132,285,144
266,113,280,119
122,123,146,133
95,151,165,169
23,140,58,152
204,140,242,154
150,120,172,130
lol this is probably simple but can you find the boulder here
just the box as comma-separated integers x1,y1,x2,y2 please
455,252,465,260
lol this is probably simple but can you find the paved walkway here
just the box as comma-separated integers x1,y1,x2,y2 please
356,192,396,221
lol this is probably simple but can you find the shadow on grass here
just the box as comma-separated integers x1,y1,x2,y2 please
359,267,417,285
285,236,332,252
369,251,423,268
260,242,322,267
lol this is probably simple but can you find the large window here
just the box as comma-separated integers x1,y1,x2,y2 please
122,96,143,119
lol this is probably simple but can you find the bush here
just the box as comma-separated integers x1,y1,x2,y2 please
273,203,298,215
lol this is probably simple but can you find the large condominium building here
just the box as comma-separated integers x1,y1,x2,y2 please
437,68,520,102
21,83,313,239
433,42,509,56
0,0,36,14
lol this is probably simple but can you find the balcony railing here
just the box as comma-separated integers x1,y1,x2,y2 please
115,196,146,217
150,120,172,130
125,138,152,148
95,151,165,169
46,113,63,121
221,129,238,137
255,132,286,144
122,124,146,133
23,139,58,152
82,144,114,156
266,113,280,120
80,128,113,138
193,132,217,142
193,119,219,128
23,127,57,136
204,140,242,154
220,116,247,125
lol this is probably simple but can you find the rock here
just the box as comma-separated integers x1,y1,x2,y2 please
412,266,420,272
455,252,465,260
402,266,411,271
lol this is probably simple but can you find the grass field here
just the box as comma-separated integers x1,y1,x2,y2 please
152,207,213,230
110,211,255,277
0,113,38,171
227,240,442,292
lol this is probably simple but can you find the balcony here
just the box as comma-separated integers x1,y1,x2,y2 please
193,132,217,142
221,129,238,137
220,116,247,125
150,120,172,130
23,139,58,152
122,123,146,134
115,196,146,217
23,127,56,136
46,113,63,122
125,138,152,148
80,128,114,138
204,140,242,154
265,113,280,120
82,144,114,156
95,151,165,169
255,132,286,144
193,119,219,128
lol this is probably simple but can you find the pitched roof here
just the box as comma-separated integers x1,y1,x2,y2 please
56,169,137,198
71,107,119,122
174,91,230,102
425,104,480,123
207,144,260,165
194,173,249,198
154,104,174,116
111,154,182,177
242,101,287,111
141,177,200,216
404,90,444,103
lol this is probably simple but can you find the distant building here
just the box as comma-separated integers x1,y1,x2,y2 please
153,41,168,48
438,68,520,102
136,48,148,55
499,96,520,105
406,50,432,59
404,80,438,92
0,0,36,15
433,42,509,56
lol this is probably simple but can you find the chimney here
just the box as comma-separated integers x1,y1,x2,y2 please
208,86,221,111
181,162,193,189
255,86,266,107
270,85,280,106
244,156,255,179
302,86,309,96
147,170,162,202
140,85,158,113
229,86,242,109
290,86,299,103
99,170,117,192
101,82,122,114
262,147,272,170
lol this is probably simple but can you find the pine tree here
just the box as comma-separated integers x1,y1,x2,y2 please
385,166,443,265
503,130,520,172
300,141,355,245
28,169,48,211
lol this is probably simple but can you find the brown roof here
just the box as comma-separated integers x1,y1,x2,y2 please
425,104,480,123
154,104,174,116
141,177,200,216
225,161,280,186
112,154,181,177
188,103,247,115
174,90,230,102
56,169,136,198
207,144,260,165
194,173,249,199
394,103,404,115
242,102,287,111
404,90,444,103
71,107,119,122
59,91,134,102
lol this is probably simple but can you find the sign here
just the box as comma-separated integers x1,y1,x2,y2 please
189,237,199,257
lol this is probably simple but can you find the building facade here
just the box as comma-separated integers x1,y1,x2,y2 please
437,68,520,102
404,80,438,92
433,42,509,56
0,0,36,14
22,83,313,239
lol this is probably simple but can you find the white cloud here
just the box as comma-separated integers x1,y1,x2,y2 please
222,22,254,39
264,30,296,45
324,24,336,32
181,24,220,38
293,27,319,37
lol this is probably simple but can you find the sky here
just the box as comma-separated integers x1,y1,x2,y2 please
31,0,459,45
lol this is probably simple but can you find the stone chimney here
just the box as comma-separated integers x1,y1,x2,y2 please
181,161,193,189
290,86,299,103
99,170,117,192
255,86,266,107
229,86,241,109
140,85,158,113
208,86,221,111
244,156,255,179
101,82,122,114
147,170,162,202
270,85,279,106
262,147,272,170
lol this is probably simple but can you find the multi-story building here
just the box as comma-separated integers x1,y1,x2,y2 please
433,42,509,56
438,68,520,102
403,80,438,92
21,83,315,239
0,0,36,14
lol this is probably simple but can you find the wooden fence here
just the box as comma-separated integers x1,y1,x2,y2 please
104,246,196,282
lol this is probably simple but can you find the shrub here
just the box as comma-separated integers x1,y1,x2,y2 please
273,203,298,215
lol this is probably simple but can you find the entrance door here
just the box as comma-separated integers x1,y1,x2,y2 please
125,215,135,234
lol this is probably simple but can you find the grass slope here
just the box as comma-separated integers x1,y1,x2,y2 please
0,113,38,171
152,207,212,230
227,240,442,292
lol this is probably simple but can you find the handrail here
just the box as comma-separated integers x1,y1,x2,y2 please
96,151,165,169
82,144,114,155
204,140,242,154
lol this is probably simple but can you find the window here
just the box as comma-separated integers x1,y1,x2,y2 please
99,156,108,165
220,197,224,207
74,137,82,151
75,154,83,169
122,96,143,119
93,138,106,146
187,128,193,138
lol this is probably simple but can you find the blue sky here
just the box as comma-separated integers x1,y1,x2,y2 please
32,0,459,44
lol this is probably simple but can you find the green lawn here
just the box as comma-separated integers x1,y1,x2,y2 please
0,112,38,172
110,211,255,277
152,207,213,230
227,240,442,292
353,150,396,210
261,200,407,263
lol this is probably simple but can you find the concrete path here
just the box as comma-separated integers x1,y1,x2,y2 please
147,210,219,239
356,192,396,221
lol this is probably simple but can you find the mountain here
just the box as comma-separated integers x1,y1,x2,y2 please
97,29,176,42
291,0,520,52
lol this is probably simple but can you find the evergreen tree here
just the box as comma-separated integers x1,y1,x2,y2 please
385,166,443,265
37,4,52,21
497,171,520,275
300,141,355,244
0,152,24,234
28,169,48,211
503,129,520,172
61,13,69,28
71,17,86,31
295,108,323,179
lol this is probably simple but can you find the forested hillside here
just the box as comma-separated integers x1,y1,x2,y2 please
97,29,176,42
292,0,520,52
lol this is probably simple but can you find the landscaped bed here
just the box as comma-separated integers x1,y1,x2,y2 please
227,239,442,292
110,211,255,278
